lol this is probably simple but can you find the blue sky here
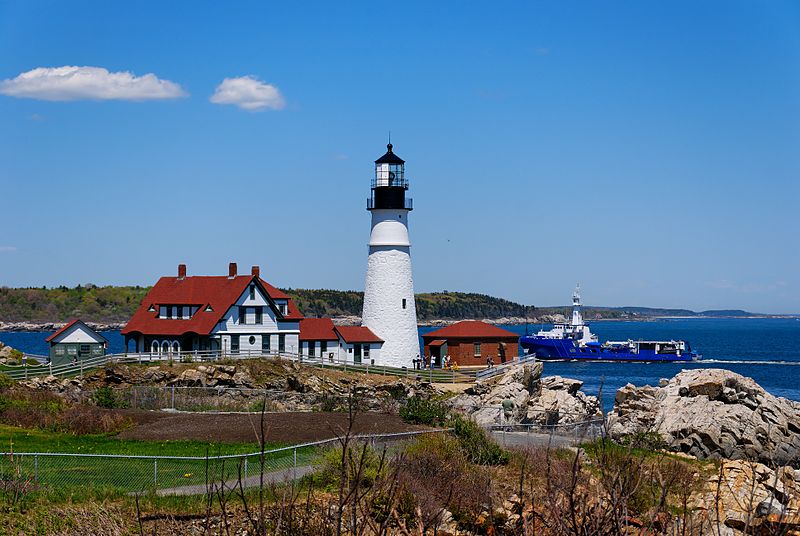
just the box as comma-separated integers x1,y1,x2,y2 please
1,1,798,313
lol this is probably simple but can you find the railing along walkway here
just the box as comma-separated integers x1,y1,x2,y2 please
1,349,483,384
474,352,538,381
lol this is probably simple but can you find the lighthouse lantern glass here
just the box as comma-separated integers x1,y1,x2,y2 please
375,162,404,187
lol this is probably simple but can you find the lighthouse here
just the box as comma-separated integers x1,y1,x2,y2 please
361,143,420,368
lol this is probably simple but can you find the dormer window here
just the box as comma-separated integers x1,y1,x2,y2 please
279,303,287,315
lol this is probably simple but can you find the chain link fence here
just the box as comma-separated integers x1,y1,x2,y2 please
0,430,445,497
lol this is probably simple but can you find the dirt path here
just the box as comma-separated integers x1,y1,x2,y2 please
117,410,429,444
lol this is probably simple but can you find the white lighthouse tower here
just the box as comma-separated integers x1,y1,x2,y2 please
361,142,420,368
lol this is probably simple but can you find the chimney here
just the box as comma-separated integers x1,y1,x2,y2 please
251,265,260,278
228,262,238,278
178,264,187,280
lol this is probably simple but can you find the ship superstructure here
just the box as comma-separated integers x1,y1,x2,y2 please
521,285,701,362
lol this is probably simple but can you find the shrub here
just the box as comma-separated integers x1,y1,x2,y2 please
8,349,23,362
399,396,449,426
0,373,13,390
620,431,669,451
316,442,385,489
91,387,127,409
450,414,509,466
395,433,491,529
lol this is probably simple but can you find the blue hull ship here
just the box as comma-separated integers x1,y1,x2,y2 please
520,286,701,363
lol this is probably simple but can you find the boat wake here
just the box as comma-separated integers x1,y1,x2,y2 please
699,359,800,366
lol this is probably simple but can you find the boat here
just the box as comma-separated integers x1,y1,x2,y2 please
520,285,701,362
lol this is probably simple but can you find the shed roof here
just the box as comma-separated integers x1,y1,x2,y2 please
422,321,519,340
46,319,108,344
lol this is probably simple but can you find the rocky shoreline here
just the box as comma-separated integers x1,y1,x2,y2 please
0,321,126,332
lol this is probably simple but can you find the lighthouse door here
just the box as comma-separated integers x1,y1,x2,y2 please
353,344,362,364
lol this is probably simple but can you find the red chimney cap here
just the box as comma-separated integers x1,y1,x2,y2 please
178,264,187,279
251,266,260,278
228,262,237,278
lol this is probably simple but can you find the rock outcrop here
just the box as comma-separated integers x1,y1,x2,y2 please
608,368,800,465
451,363,601,426
689,459,800,535
0,341,21,364
18,361,440,413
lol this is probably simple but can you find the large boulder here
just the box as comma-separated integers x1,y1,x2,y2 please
451,362,601,426
608,369,800,465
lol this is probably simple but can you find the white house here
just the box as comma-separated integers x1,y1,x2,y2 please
122,263,303,356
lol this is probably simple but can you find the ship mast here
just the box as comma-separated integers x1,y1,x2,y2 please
571,284,583,327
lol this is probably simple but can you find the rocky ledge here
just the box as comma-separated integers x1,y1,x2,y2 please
0,341,22,364
18,360,441,413
450,362,602,426
608,368,800,465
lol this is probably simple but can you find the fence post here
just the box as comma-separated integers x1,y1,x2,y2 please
244,457,248,479
80,359,84,377
34,454,38,483
293,447,297,468
171,385,176,410
154,459,158,487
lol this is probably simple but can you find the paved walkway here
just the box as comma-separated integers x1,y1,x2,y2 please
156,465,316,496
490,430,584,449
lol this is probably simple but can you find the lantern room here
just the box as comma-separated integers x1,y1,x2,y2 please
368,143,413,211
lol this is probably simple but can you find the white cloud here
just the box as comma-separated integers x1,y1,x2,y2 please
0,66,187,101
210,76,285,111
0,246,17,253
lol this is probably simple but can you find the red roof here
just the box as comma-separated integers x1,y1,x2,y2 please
122,275,302,337
334,326,383,344
300,318,338,341
46,319,107,343
422,321,519,340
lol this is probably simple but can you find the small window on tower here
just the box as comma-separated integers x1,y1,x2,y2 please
249,284,255,300
402,298,407,309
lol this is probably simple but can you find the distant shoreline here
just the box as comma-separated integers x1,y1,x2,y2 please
0,315,796,333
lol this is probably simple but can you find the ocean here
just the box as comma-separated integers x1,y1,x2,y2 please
2,318,798,409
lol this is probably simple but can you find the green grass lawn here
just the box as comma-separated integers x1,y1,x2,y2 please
0,425,319,494
0,424,265,456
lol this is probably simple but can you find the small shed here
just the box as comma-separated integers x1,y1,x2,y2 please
46,320,107,365
422,321,519,367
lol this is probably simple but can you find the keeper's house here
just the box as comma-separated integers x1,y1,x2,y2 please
299,318,383,365
47,319,107,365
122,263,303,356
422,320,519,367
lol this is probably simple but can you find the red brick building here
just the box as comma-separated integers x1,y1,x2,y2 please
422,321,519,367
